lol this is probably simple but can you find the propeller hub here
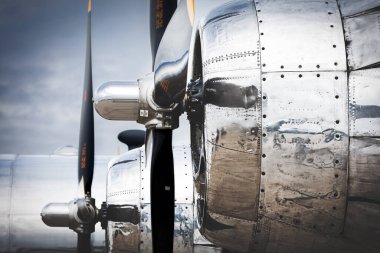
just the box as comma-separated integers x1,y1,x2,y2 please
41,196,98,234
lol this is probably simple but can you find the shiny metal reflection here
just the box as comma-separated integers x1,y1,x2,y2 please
94,81,140,121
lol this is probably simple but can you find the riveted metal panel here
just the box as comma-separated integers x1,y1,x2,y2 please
173,145,193,204
260,71,348,235
257,0,346,72
338,0,380,17
140,204,152,253
141,140,151,204
343,11,380,70
349,137,380,201
200,0,260,76
173,204,193,253
349,69,380,136
107,149,141,205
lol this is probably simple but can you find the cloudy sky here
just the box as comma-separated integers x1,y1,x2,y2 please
0,0,151,155
0,0,227,155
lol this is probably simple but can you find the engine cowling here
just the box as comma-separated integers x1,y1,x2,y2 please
187,0,380,252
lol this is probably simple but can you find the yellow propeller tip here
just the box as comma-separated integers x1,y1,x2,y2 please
88,0,92,12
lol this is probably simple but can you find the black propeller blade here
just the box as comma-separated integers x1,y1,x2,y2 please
150,129,175,253
150,0,177,66
77,0,94,252
149,1,177,253
78,0,94,197
149,1,194,253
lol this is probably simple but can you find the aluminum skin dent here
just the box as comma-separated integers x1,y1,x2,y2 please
105,144,209,253
186,0,380,252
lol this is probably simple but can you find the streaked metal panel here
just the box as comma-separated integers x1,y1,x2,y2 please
140,204,152,253
194,245,222,253
11,156,78,214
200,0,260,76
107,221,140,253
193,202,219,247
349,69,380,136
9,214,76,251
201,211,256,252
349,137,380,201
257,0,346,72
253,216,366,253
260,71,348,234
107,149,141,205
338,0,380,17
344,201,380,252
11,155,109,214
173,145,193,204
343,11,380,70
173,204,193,253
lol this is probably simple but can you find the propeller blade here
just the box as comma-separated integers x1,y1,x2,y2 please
78,0,94,197
152,0,194,107
149,2,178,253
150,0,177,66
77,1,94,252
150,129,175,253
77,234,91,253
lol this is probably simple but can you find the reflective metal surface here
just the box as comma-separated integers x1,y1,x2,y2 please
173,145,193,204
186,0,378,252
260,71,348,234
192,1,261,251
137,73,181,129
257,0,346,72
173,204,193,253
140,204,152,253
343,10,380,70
94,81,140,121
107,149,142,205
349,137,380,202
348,69,380,136
338,0,380,17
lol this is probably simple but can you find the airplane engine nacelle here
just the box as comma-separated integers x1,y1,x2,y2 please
104,142,221,253
187,0,380,252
